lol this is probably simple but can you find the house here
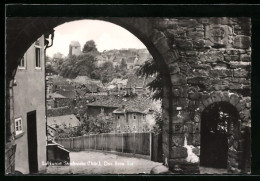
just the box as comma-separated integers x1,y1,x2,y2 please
125,74,146,95
126,56,138,69
46,93,71,109
86,95,123,119
113,98,159,133
69,41,81,56
12,35,46,173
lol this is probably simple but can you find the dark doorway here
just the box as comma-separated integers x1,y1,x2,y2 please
27,111,38,173
200,102,238,169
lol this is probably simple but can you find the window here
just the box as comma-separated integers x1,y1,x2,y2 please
18,57,25,69
143,114,146,119
35,47,41,68
15,118,23,135
117,115,120,119
133,113,137,120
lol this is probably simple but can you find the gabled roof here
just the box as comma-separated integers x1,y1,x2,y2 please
57,90,76,98
87,95,158,114
48,92,67,99
112,97,156,114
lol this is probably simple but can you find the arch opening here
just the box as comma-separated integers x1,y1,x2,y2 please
200,101,239,169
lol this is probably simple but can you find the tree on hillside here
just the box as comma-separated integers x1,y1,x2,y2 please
83,40,97,53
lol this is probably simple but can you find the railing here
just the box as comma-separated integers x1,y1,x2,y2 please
55,132,151,157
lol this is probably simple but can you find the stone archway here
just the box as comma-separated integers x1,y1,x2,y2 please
196,91,250,173
5,17,175,173
5,17,252,174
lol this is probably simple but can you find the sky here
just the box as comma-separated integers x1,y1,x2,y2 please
46,20,146,57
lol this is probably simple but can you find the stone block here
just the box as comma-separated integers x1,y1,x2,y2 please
187,30,204,40
210,92,222,103
239,109,251,122
230,94,240,106
235,100,246,112
172,134,185,146
185,51,197,57
229,83,243,90
230,61,251,69
224,54,240,62
187,76,209,85
170,146,188,158
171,74,187,85
192,123,200,133
210,69,233,77
166,29,186,39
188,92,201,100
175,39,193,50
192,134,200,146
240,54,251,62
173,86,189,98
172,123,183,133
233,69,249,78
233,35,251,49
178,19,198,28
214,84,229,91
183,122,193,133
193,39,206,49
202,97,213,107
205,25,232,46
150,165,171,174
199,51,224,63
168,62,180,74
165,50,180,64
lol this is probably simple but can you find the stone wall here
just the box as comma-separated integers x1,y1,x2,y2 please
153,17,251,173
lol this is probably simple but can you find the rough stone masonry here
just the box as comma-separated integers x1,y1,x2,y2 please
152,17,251,174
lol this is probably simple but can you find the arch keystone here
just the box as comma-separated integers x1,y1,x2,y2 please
230,94,240,106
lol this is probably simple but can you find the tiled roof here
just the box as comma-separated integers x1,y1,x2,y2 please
113,97,156,114
47,92,67,99
47,114,80,128
87,95,123,108
57,90,76,98
47,106,72,117
87,95,156,113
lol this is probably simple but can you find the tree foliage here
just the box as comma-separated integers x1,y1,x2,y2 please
82,40,97,53
136,58,163,100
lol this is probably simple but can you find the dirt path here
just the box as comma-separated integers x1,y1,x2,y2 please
46,151,162,174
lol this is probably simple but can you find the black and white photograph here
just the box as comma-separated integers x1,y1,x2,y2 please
5,4,254,175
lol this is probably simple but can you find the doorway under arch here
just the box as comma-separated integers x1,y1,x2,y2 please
200,101,239,169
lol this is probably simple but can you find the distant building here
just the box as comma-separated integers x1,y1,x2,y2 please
13,35,46,173
69,41,81,56
113,98,158,133
53,52,63,62
126,55,138,69
47,114,80,130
